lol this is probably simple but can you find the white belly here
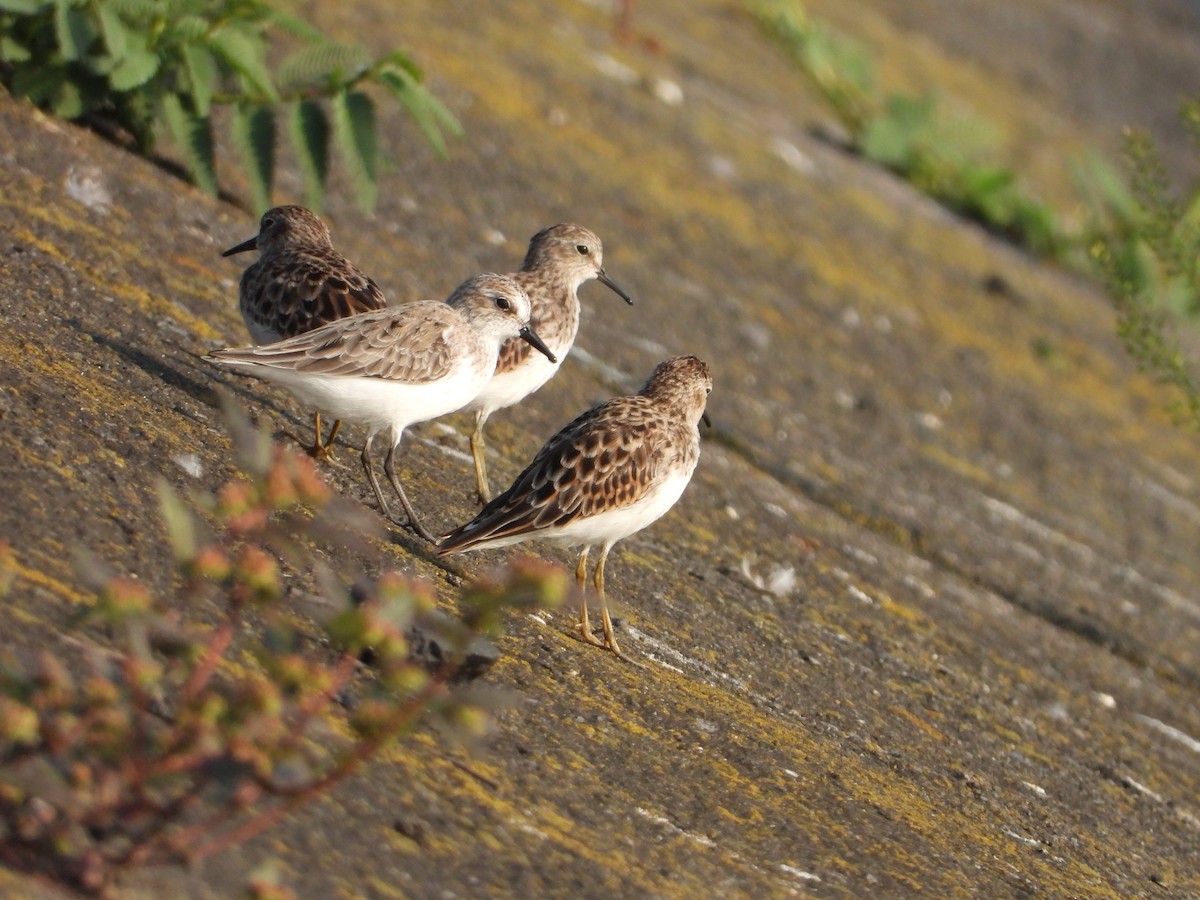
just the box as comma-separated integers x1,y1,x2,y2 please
473,466,695,553
243,359,492,440
464,352,561,417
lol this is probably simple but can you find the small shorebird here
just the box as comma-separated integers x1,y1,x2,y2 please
209,274,556,542
464,224,633,503
439,355,712,658
222,205,388,461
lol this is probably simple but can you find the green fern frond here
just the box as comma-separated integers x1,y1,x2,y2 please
289,98,330,212
95,3,128,59
277,41,371,92
109,30,159,90
231,103,275,213
54,0,97,62
161,92,218,195
0,34,33,63
379,49,422,81
0,0,45,14
377,67,461,157
208,21,277,102
3,0,461,216
181,40,217,115
331,89,377,212
260,7,324,43
107,0,163,23
165,14,211,44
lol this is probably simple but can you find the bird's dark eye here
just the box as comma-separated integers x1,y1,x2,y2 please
576,244,589,255
262,216,276,230
495,296,511,311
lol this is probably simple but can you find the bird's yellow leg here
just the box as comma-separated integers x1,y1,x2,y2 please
470,411,493,504
594,544,635,662
309,412,346,466
575,548,602,645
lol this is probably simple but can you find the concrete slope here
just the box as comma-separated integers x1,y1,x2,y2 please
0,0,1197,896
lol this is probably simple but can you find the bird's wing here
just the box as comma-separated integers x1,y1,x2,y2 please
440,398,663,551
214,303,459,384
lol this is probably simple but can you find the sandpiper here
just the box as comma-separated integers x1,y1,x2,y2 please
209,274,556,543
222,205,388,461
439,355,712,658
464,224,633,502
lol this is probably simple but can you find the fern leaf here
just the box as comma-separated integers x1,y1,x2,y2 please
52,77,84,118
165,14,210,44
289,99,330,212
377,68,462,157
261,8,325,43
10,62,67,107
0,0,44,13
277,42,371,93
109,30,159,91
0,34,32,63
108,0,161,25
231,104,275,213
94,2,128,59
379,49,422,81
331,89,377,213
161,93,218,195
208,22,278,102
182,41,217,116
54,0,97,62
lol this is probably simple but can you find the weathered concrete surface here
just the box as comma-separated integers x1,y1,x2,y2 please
2,0,1199,896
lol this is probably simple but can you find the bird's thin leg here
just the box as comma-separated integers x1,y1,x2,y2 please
594,543,634,662
383,443,437,543
309,413,346,466
360,433,395,520
575,548,601,645
470,410,492,504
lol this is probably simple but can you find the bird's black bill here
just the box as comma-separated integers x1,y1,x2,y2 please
702,412,712,428
222,236,258,257
598,270,634,306
520,326,557,363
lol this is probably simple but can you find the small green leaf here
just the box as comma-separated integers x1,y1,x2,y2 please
54,0,97,62
95,1,127,59
332,89,377,212
166,13,209,43
231,104,275,213
156,478,197,562
262,8,325,43
0,34,32,62
182,41,218,116
379,49,422,81
109,35,159,91
377,68,462,157
208,23,278,102
277,42,372,93
10,63,66,106
52,77,84,118
289,99,330,212
0,0,44,13
161,93,218,195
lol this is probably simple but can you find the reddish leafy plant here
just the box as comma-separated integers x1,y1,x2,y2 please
0,405,566,894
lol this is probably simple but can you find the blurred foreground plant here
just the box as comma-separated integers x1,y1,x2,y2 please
751,0,1063,256
0,0,461,212
1091,101,1200,429
0,402,566,894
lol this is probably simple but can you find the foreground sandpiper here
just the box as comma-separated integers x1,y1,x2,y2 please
439,355,712,658
209,274,556,543
222,205,388,461
464,224,633,503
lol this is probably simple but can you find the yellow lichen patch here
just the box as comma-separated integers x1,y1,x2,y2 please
8,557,92,606
891,705,946,742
